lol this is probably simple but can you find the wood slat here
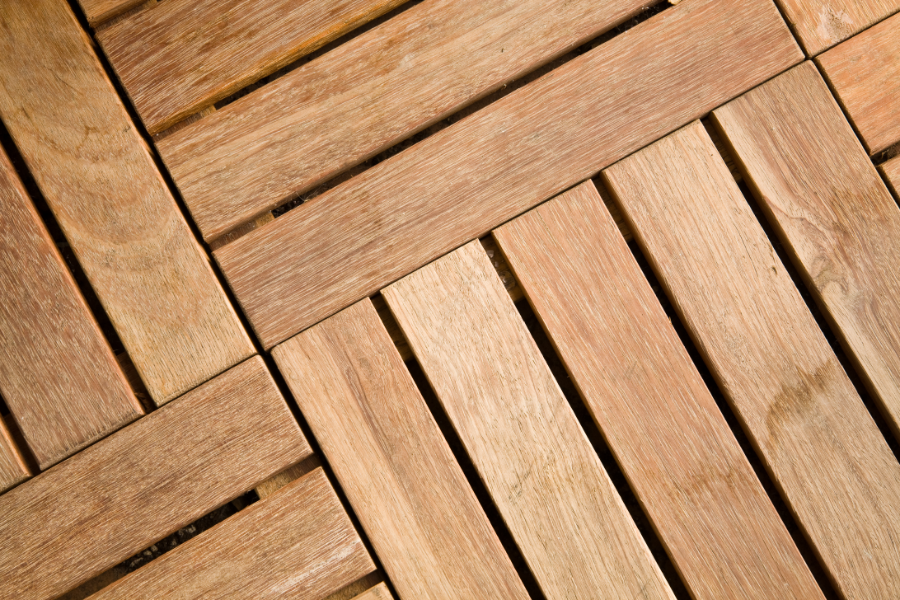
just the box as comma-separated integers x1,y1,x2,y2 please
884,154,900,195
383,242,674,600
0,0,254,405
0,416,29,494
0,356,310,600
493,181,822,600
273,300,530,600
351,583,393,600
215,0,801,349
86,468,374,600
603,118,900,600
774,0,900,55
0,145,142,469
77,0,144,25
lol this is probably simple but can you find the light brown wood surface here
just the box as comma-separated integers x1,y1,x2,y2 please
493,181,823,600
273,299,530,600
100,0,409,134
0,356,310,600
77,0,144,25
0,0,254,405
351,583,393,600
604,119,900,600
0,146,142,469
215,0,801,349
774,0,900,55
818,11,900,154
0,416,29,493
884,154,900,194
86,468,374,600
383,242,674,600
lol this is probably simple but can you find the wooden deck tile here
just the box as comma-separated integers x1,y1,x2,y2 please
0,417,30,493
0,356,310,600
774,0,900,55
0,0,255,405
274,300,530,600
604,119,900,600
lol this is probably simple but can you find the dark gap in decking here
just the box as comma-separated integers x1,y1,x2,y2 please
0,408,39,477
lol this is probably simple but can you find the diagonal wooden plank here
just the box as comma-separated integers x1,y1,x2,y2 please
383,242,674,600
603,118,900,600
351,583,393,600
493,181,823,600
76,0,145,25
0,0,255,405
273,299,530,600
0,416,30,494
215,0,802,349
0,356,310,600
774,0,900,55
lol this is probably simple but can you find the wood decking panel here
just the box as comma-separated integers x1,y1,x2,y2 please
0,417,29,493
774,0,900,55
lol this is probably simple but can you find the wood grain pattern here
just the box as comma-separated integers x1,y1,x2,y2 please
86,468,374,600
99,0,409,134
351,583,393,600
273,299,530,600
818,11,900,154
884,154,900,196
215,0,801,349
0,356,310,600
0,416,30,494
0,0,254,405
603,119,900,600
493,181,822,600
383,242,674,600
77,0,145,25
774,0,900,55
0,145,142,469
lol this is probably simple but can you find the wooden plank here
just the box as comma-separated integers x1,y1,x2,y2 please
76,0,145,25
0,0,255,405
0,146,142,469
215,0,801,349
0,416,30,493
774,0,900,55
603,118,900,600
884,154,900,195
351,583,393,600
818,11,900,154
85,468,374,600
273,300,530,600
493,181,823,600
382,242,674,600
0,356,310,600
99,0,410,134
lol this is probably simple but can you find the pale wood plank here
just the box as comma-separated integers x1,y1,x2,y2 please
493,181,823,600
351,583,393,600
0,0,255,405
273,300,530,600
76,0,145,25
0,356,310,600
215,0,801,349
774,0,900,55
0,146,142,469
884,154,900,195
0,416,30,493
383,242,674,600
603,118,900,600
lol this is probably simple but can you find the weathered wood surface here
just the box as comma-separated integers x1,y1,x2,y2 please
493,181,822,600
774,0,900,55
604,119,900,600
0,146,142,469
0,356,310,600
77,0,144,25
100,0,409,134
0,416,29,494
351,583,393,600
884,154,900,195
215,0,801,349
161,0,660,241
383,242,674,600
274,300,530,600
818,11,900,154
0,0,254,405
86,468,374,600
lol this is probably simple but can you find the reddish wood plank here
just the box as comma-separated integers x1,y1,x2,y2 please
774,0,900,55
0,416,29,494
76,0,145,25
604,119,900,600
0,356,310,600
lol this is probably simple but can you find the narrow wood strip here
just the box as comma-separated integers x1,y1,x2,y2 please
493,181,822,600
0,0,255,405
774,0,900,55
76,0,145,25
383,242,674,600
0,356,310,600
352,583,393,600
603,118,900,600
0,416,29,494
273,300,530,600
215,0,801,349
884,154,900,195
0,146,142,469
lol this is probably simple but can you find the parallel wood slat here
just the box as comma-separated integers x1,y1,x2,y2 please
273,300,530,600
774,0,900,55
0,416,29,493
493,181,822,600
383,242,674,600
0,356,310,600
0,0,255,405
884,154,900,195
351,583,393,600
603,118,900,600
77,0,144,25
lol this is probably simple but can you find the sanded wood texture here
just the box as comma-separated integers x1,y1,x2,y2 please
383,242,674,600
161,0,660,241
274,300,530,600
775,0,900,55
0,417,29,493
493,181,822,600
604,119,900,600
351,583,393,600
77,0,144,25
0,0,254,405
0,146,142,469
215,0,801,349
86,468,373,600
100,0,409,134
0,356,310,600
